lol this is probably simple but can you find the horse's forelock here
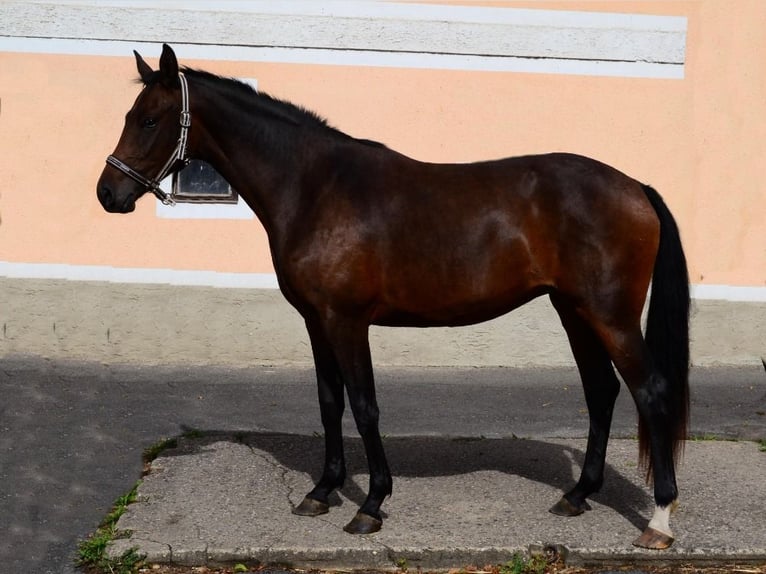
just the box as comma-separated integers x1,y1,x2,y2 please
133,70,163,87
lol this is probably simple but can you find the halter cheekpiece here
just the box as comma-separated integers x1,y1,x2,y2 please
105,72,191,205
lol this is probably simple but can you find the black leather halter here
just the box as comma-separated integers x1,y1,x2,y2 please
105,72,191,205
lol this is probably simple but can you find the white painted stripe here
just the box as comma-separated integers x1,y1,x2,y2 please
17,1,688,31
0,1,686,78
691,284,766,303
0,262,279,289
1,261,763,302
155,198,255,220
0,38,684,79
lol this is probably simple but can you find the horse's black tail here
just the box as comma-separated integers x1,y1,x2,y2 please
640,184,691,475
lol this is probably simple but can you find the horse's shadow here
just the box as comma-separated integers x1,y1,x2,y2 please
161,429,651,531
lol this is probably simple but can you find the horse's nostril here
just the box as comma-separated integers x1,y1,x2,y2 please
98,185,113,209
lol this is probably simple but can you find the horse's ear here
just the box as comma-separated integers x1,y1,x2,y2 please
134,50,153,84
158,44,180,87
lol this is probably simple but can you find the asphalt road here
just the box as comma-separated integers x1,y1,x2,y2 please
1,357,764,573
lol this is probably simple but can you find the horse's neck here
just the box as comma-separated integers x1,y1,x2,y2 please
192,96,311,241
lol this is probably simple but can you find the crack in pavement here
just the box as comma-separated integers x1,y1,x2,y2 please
243,440,300,510
242,438,398,564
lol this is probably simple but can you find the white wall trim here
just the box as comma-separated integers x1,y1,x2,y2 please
15,1,687,31
154,197,255,220
691,284,766,303
1,261,763,302
0,38,684,79
0,1,686,79
0,261,280,289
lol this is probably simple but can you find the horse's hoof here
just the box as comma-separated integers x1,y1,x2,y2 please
343,512,382,534
292,496,329,517
632,526,674,549
549,497,591,517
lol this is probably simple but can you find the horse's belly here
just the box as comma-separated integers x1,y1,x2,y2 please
371,281,550,328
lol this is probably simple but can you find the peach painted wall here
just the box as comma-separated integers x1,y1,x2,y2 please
0,1,763,289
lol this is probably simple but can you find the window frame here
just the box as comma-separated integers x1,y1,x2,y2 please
171,158,238,204
166,77,258,206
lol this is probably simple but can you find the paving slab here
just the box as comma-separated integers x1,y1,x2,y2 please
109,434,766,570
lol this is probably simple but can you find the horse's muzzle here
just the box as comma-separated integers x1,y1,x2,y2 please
97,182,136,213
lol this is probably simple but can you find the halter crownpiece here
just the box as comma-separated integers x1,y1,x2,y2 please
105,72,191,205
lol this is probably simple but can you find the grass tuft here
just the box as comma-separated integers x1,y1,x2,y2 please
142,437,178,465
499,552,548,574
76,481,144,573
182,428,205,439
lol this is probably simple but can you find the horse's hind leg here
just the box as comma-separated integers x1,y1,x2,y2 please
592,322,680,549
549,295,621,517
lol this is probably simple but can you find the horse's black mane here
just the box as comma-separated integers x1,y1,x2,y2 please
184,67,331,129
139,67,386,148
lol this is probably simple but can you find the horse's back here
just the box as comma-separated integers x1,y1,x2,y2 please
372,152,658,318
285,148,659,328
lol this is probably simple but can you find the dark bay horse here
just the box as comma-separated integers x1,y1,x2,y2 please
97,45,690,550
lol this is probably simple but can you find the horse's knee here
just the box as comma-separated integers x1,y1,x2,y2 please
350,400,380,435
320,402,344,428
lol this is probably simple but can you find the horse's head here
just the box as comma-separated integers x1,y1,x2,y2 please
97,44,189,213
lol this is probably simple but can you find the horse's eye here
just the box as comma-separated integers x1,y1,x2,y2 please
142,117,158,129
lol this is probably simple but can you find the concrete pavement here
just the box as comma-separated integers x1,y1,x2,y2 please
110,434,766,570
1,358,765,572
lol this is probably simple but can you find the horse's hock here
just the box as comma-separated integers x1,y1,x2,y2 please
0,277,762,368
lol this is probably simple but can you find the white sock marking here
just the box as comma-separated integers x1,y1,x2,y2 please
648,503,674,537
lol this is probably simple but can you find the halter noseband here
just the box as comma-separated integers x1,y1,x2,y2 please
105,72,191,206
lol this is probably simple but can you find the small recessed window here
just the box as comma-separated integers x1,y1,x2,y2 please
171,160,237,204
167,77,257,207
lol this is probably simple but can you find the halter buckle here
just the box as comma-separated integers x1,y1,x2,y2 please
148,182,175,205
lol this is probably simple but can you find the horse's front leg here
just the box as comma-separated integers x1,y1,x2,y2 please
293,320,347,517
324,316,392,534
